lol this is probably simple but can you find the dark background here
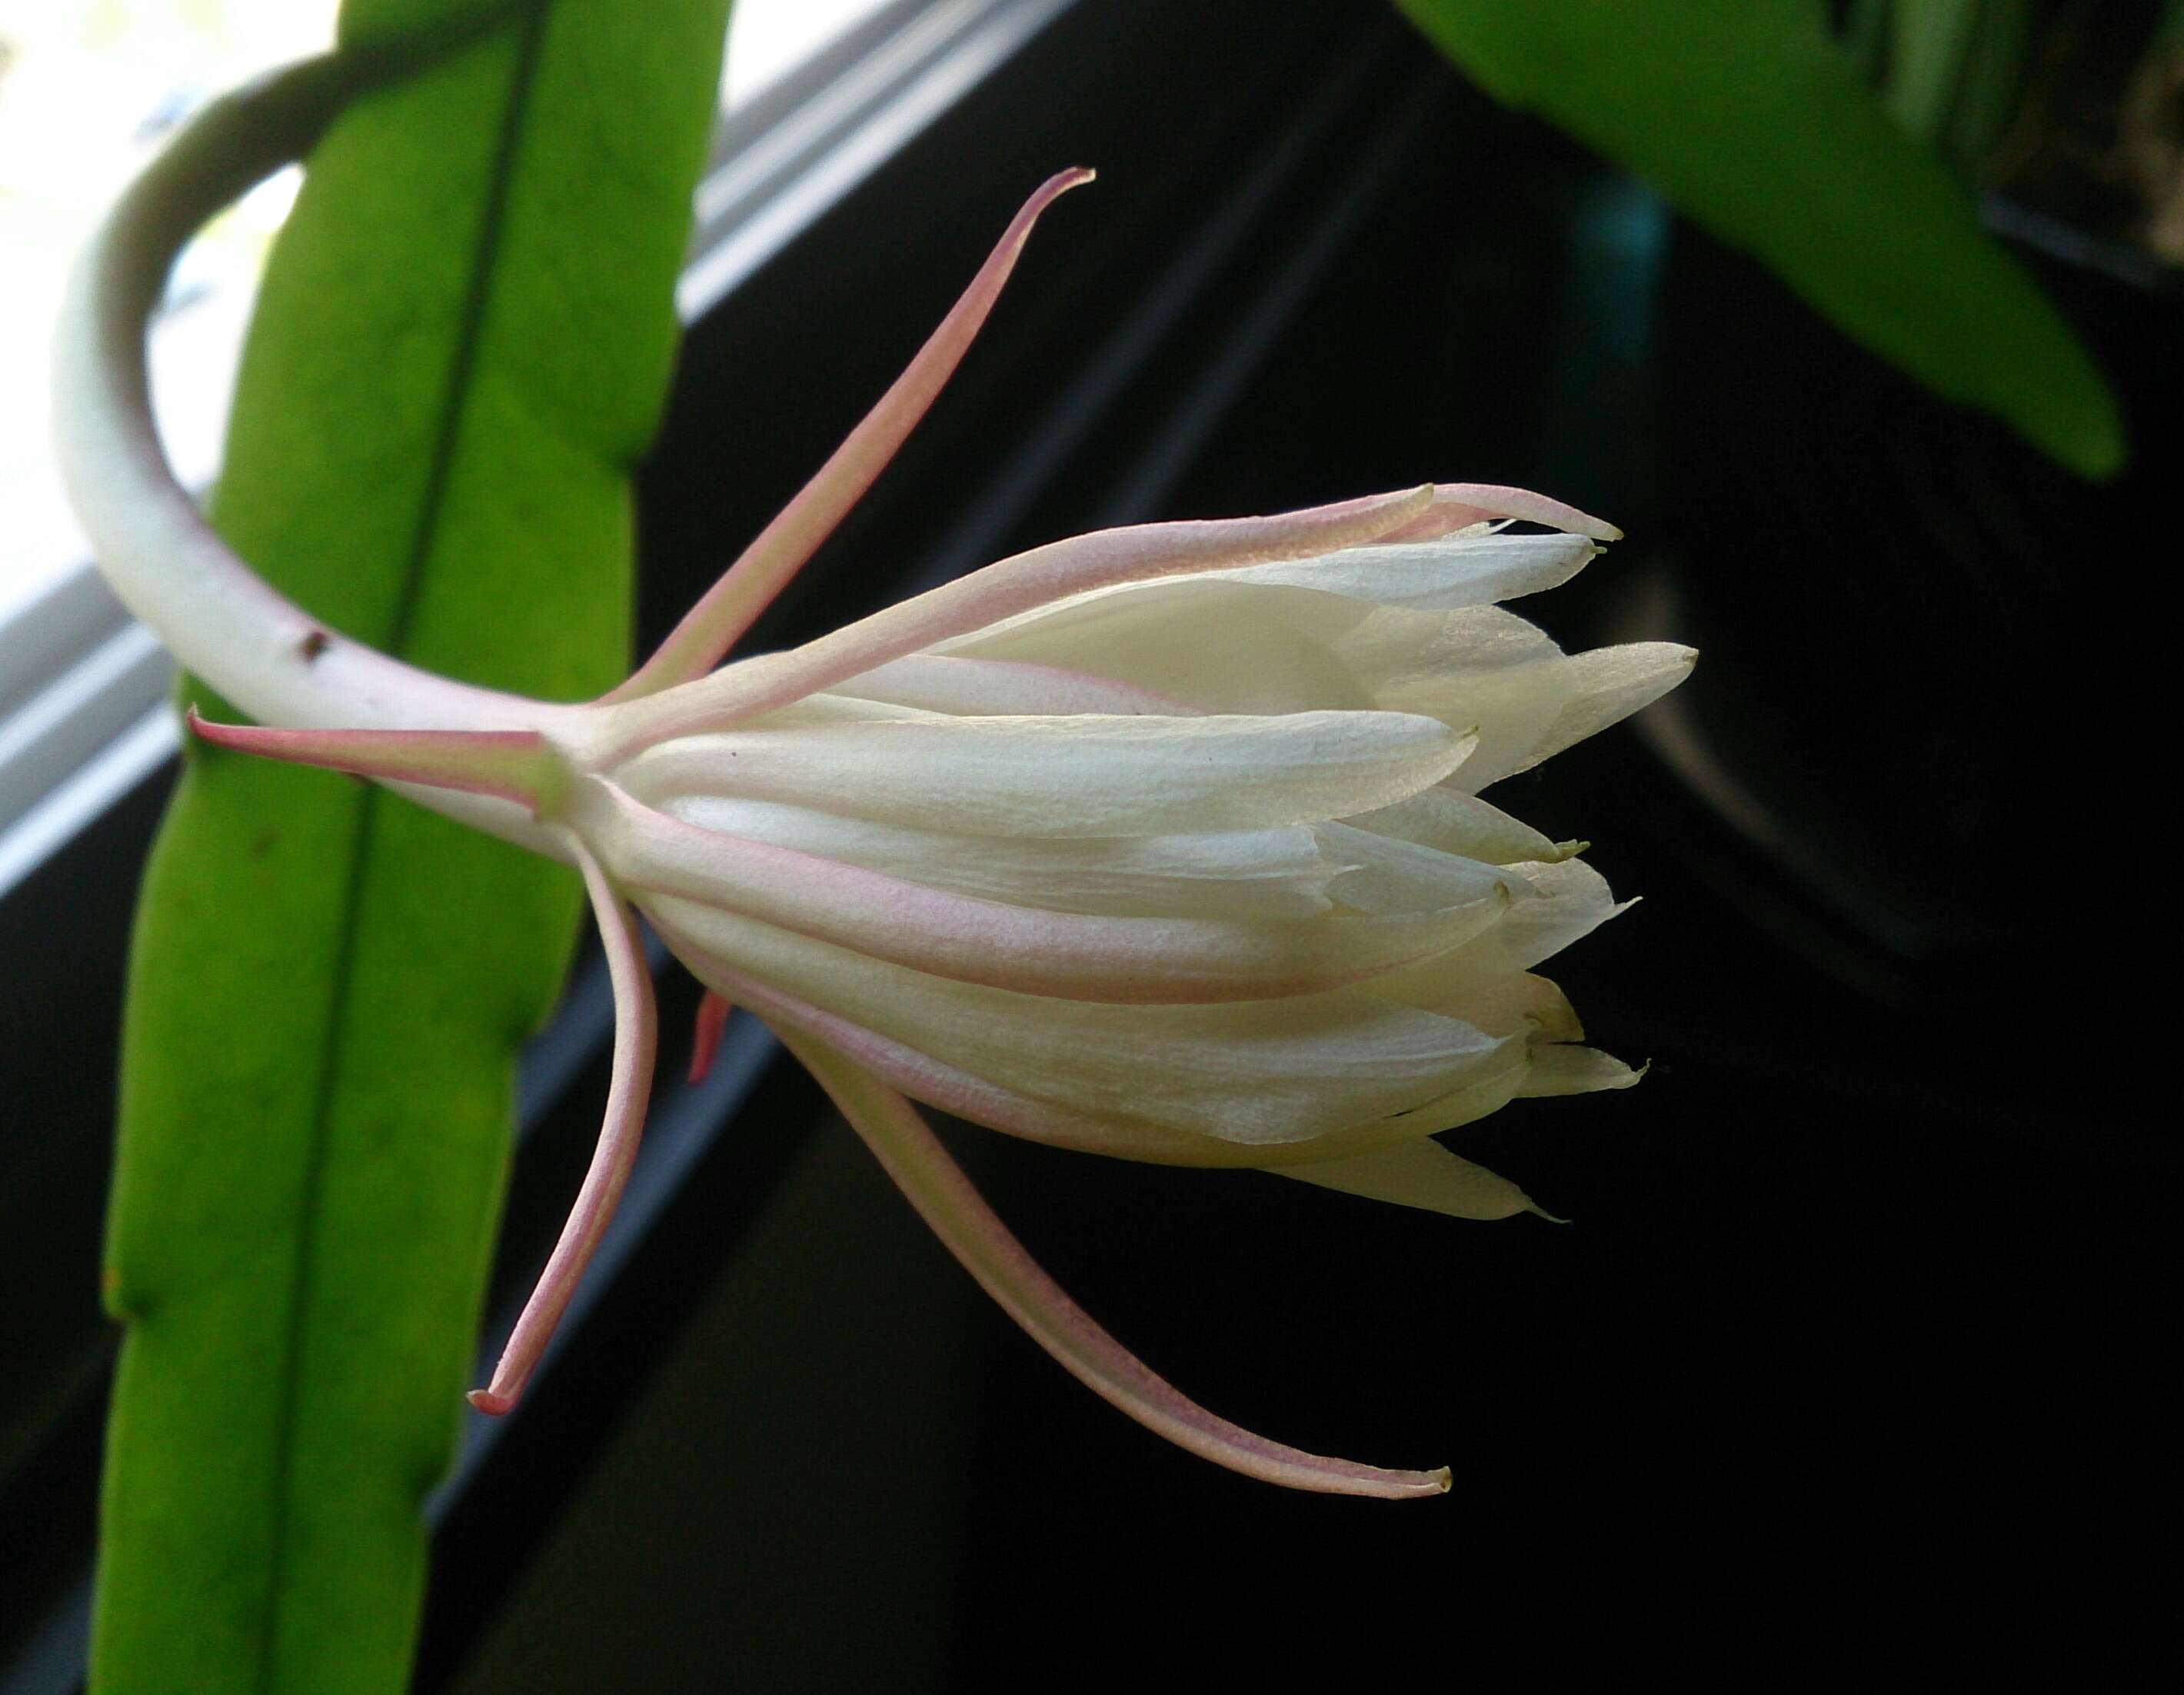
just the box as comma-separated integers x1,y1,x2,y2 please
5,0,2175,1688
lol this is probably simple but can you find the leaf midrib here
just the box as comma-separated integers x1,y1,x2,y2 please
249,5,555,1686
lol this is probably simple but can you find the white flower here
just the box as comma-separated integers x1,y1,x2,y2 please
586,488,1683,1184
60,119,1690,1500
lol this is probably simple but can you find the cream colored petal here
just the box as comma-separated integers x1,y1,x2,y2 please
605,488,1434,743
1377,860,1627,1004
1343,784,1576,867
650,794,1347,919
946,582,1626,793
1509,641,1697,774
1312,821,1533,917
680,934,1547,1168
1430,971,1586,1041
1347,605,1579,789
942,578,1376,713
644,897,1525,1145
1270,1137,1553,1221
618,711,1473,838
837,653,1195,716
1517,1044,1643,1097
694,955,1245,1163
590,785,1513,1005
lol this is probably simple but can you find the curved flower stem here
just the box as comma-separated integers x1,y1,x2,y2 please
50,28,573,849
469,839,658,1416
777,1027,1452,1500
608,168,1097,702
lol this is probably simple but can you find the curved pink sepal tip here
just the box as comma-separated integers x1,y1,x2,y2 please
186,706,554,809
778,1027,1450,1501
468,841,659,1417
611,168,1097,698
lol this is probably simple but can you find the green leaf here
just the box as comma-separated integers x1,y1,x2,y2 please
1395,0,2126,480
92,4,731,1691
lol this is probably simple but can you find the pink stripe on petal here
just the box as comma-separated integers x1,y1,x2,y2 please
594,784,1490,1004
611,169,1097,701
1378,484,1621,544
598,486,1434,753
188,708,552,809
778,1027,1450,1500
469,841,658,1417
652,934,1189,1161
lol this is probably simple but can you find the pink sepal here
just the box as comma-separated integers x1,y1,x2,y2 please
613,168,1097,698
186,708,554,810
470,841,658,1416
780,1027,1450,1500
1380,484,1621,543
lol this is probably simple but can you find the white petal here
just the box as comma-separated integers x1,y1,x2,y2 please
1313,821,1533,917
1343,784,1576,866
1270,1137,1553,1221
1432,971,1585,1042
614,488,1434,735
617,711,1473,838
1377,859,1628,1004
649,794,1347,919
644,896,1525,1145
947,581,1633,793
943,578,1375,712
1511,642,1696,773
836,653,1193,716
1518,1044,1643,1097
589,785,1513,1004
1349,604,1578,789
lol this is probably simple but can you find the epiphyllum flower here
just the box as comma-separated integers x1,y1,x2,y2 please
58,64,1691,1504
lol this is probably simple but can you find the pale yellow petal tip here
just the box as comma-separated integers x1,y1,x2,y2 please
1525,1198,1573,1225
1550,838,1590,863
1432,1467,1454,1494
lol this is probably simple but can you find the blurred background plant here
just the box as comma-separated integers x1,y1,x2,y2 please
1401,0,2184,481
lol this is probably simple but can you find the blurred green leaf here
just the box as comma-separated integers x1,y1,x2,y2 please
1396,0,2126,479
92,2,730,1690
